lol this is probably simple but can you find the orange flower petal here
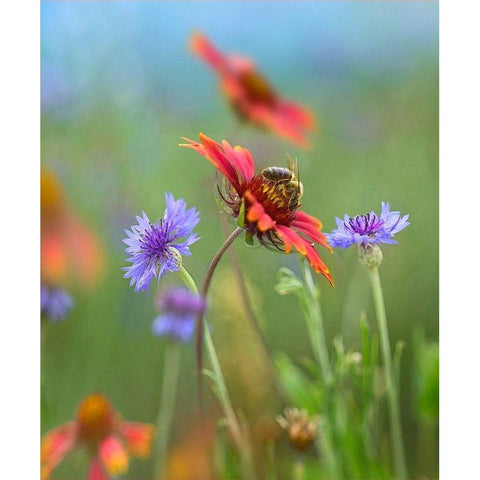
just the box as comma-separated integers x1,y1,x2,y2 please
65,217,104,288
87,458,109,480
120,422,155,458
41,422,76,480
190,31,228,72
275,225,307,255
258,213,276,232
41,169,67,223
275,225,334,286
41,229,69,284
99,435,129,476
303,241,334,286
222,141,255,183
249,103,311,149
277,99,316,131
244,191,276,232
180,134,243,192
292,216,333,253
295,210,323,229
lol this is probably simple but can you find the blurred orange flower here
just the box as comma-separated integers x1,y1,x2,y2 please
41,394,154,480
191,32,316,148
165,421,215,480
41,169,103,289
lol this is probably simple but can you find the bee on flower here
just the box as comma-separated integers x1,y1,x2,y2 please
190,32,316,148
181,133,333,285
41,394,154,480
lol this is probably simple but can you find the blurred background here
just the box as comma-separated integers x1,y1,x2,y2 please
41,1,438,478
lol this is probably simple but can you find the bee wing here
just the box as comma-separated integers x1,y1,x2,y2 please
286,154,300,181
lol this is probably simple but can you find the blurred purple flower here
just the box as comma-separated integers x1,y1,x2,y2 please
123,194,200,292
152,288,207,342
326,202,409,249
41,284,74,321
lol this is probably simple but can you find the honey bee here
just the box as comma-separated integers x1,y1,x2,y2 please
261,155,303,209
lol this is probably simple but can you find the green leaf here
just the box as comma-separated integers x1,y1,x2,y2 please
274,267,303,295
274,353,323,412
237,198,247,228
244,231,254,246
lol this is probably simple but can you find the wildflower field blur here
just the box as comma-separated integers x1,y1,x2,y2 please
41,2,438,479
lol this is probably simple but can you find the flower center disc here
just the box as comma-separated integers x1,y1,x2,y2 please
346,213,384,236
246,172,301,226
238,70,277,106
76,394,115,444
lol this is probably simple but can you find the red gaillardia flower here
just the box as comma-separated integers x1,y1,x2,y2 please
190,32,316,148
41,394,154,480
181,133,333,285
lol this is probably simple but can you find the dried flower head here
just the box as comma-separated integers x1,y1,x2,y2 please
181,134,333,285
41,393,154,480
276,407,321,451
190,32,316,148
123,193,200,292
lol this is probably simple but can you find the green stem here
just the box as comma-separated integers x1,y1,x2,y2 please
300,259,333,385
194,227,245,410
153,341,182,480
178,266,254,479
369,267,408,479
179,265,198,294
293,454,305,480
219,213,289,405
298,258,343,479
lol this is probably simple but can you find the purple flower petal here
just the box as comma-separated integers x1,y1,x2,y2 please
327,202,409,249
123,194,200,292
41,285,74,322
152,288,207,343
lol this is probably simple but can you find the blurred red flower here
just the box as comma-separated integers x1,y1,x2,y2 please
191,32,316,148
41,394,154,480
41,169,104,290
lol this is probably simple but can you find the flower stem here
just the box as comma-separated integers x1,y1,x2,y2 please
178,265,254,479
293,454,305,480
194,226,244,411
204,326,254,478
219,214,289,405
369,266,408,479
153,341,182,480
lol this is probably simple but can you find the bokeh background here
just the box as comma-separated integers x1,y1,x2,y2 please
41,1,438,478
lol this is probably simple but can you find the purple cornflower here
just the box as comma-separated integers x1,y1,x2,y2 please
41,284,74,321
123,193,200,292
327,202,410,249
152,288,207,342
